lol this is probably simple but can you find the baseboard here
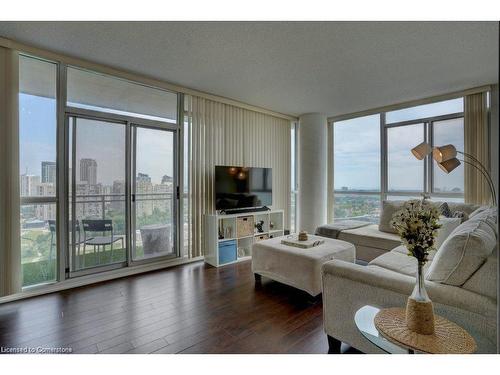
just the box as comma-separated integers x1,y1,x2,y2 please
0,256,204,304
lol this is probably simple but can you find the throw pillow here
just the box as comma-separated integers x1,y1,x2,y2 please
435,217,462,250
437,202,452,217
426,213,497,286
378,200,405,234
452,210,469,223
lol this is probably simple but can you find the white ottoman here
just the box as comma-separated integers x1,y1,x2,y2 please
251,235,356,296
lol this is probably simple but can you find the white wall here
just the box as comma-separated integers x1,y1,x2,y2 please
297,113,328,233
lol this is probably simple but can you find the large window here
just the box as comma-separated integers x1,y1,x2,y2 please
432,118,464,193
16,55,181,287
333,114,381,222
19,55,58,287
332,98,465,221
387,123,424,192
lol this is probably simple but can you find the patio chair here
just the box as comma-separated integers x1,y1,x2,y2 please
49,220,89,266
82,219,124,264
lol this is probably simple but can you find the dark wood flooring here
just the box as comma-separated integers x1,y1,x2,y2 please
0,260,353,354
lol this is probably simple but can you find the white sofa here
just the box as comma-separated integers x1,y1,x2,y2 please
333,201,479,262
322,206,498,354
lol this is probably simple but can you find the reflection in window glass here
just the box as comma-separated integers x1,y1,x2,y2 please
386,98,463,124
334,194,381,223
67,67,177,123
433,118,464,194
387,124,424,192
334,114,380,191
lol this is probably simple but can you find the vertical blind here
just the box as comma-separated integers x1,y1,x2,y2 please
185,95,291,258
464,92,491,205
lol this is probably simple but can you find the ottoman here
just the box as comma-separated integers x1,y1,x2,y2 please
251,235,356,296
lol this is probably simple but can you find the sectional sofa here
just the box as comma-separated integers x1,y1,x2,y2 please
321,204,498,353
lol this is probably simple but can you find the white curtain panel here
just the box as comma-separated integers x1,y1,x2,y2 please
185,95,291,258
0,48,22,296
464,92,491,205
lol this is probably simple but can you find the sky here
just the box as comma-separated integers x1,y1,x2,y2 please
334,98,465,192
20,94,174,186
21,92,464,193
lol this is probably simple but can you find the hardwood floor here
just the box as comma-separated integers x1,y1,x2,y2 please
0,260,352,354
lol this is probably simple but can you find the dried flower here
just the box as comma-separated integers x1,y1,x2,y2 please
390,199,441,264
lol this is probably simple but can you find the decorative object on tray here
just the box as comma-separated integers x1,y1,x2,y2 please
255,220,265,233
390,197,441,335
374,307,477,354
281,235,324,249
298,230,308,241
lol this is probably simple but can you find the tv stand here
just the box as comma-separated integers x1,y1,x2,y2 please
204,209,284,267
220,206,270,215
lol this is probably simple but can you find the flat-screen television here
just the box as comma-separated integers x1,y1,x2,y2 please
215,166,272,211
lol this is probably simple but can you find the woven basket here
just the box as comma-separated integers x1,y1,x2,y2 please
236,216,254,237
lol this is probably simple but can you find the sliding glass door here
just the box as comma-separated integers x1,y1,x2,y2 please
131,126,177,261
67,115,178,276
68,116,128,274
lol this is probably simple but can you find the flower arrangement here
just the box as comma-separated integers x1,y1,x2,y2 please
390,199,441,263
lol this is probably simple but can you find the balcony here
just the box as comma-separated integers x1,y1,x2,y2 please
20,192,175,287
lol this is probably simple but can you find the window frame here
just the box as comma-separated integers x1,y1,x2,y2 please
330,100,466,221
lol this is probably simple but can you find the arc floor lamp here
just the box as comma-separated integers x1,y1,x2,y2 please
411,142,497,204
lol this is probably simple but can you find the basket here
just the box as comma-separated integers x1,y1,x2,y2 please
236,216,254,237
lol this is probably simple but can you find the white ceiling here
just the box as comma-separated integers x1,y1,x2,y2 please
0,22,498,117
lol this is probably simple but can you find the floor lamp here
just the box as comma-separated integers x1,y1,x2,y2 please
411,142,497,204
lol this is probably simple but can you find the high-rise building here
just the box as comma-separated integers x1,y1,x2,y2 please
161,175,173,184
41,161,56,184
20,174,41,197
137,173,151,183
79,158,97,185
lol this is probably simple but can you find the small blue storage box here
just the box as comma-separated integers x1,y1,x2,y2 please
218,240,237,265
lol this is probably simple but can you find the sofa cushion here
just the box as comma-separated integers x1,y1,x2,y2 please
391,244,437,261
462,249,497,300
469,206,491,218
426,211,497,286
369,249,431,277
338,224,401,251
378,200,405,234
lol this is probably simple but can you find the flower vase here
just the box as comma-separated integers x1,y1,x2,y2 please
405,260,435,335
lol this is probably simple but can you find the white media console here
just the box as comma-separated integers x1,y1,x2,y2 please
204,209,285,267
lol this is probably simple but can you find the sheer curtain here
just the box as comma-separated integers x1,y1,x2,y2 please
185,95,291,258
464,92,491,205
0,48,22,297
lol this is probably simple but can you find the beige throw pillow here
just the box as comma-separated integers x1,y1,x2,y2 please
378,200,405,234
426,212,497,286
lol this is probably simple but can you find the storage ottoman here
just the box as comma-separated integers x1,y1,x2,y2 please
251,235,356,296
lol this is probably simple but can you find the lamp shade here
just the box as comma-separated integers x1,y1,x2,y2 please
438,158,461,174
433,144,457,163
411,142,432,160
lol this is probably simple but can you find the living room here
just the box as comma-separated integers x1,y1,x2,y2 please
0,1,499,373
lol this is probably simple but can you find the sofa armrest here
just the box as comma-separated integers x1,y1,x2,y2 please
322,260,496,320
321,260,497,353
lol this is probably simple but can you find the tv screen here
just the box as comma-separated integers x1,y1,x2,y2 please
215,166,272,211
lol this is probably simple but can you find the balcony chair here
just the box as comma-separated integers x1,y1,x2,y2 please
82,219,124,265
